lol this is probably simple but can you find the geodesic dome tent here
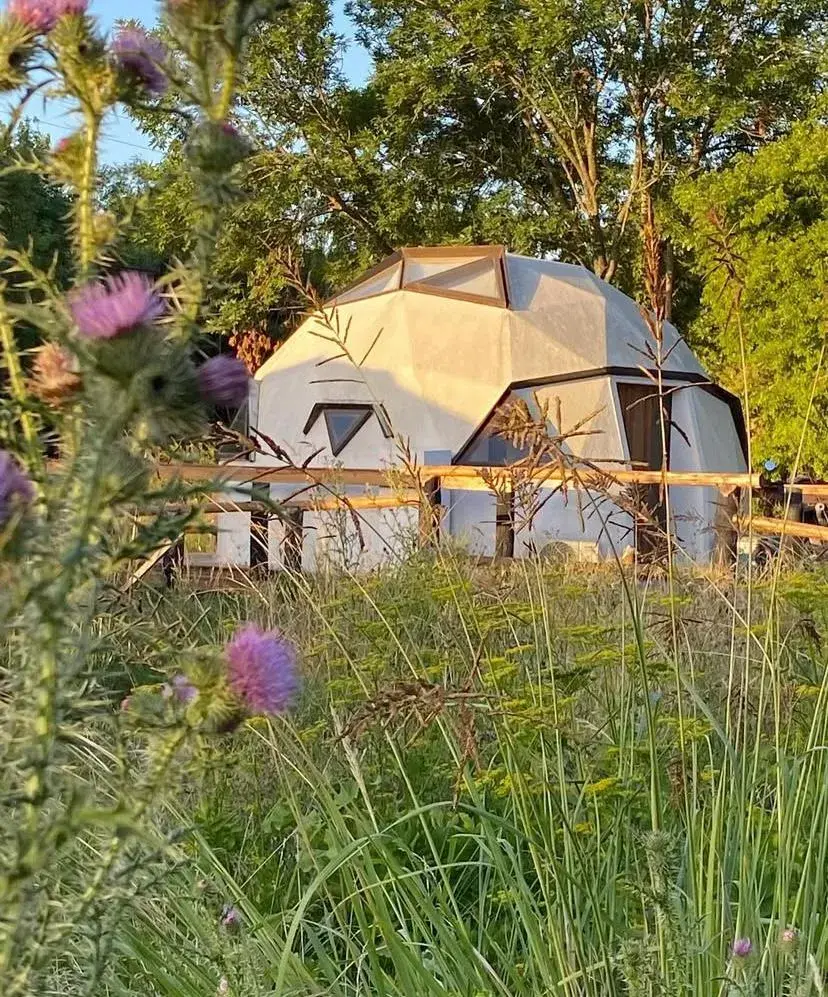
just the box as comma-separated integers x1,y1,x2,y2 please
212,246,746,568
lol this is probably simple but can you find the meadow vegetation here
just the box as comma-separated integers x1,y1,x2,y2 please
106,554,828,996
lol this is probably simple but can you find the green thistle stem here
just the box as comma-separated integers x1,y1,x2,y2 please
1,403,135,985
77,110,100,280
0,294,39,466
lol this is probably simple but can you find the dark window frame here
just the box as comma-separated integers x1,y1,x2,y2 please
452,367,747,465
303,402,392,457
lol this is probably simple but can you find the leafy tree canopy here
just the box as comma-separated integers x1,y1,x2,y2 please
107,0,828,454
0,124,73,285
673,114,828,476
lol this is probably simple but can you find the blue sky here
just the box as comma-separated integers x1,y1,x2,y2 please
6,0,371,165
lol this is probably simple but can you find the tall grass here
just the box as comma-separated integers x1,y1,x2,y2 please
108,550,828,996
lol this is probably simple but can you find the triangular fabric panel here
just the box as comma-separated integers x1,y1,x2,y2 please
403,254,489,284
336,262,403,305
323,407,373,455
455,393,535,465
414,257,502,302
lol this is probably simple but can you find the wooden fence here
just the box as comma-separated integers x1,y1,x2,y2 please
143,462,828,575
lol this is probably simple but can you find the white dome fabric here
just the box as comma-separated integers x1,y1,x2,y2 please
219,246,746,568
254,246,712,468
504,254,705,375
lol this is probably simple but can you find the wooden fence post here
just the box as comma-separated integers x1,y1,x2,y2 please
282,508,305,574
713,487,739,569
495,489,515,559
785,486,803,523
419,476,442,548
249,484,270,570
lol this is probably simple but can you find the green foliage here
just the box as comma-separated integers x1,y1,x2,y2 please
673,115,828,475
98,556,828,996
0,125,73,284
107,0,827,350
0,125,73,352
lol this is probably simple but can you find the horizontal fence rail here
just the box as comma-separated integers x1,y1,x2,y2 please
154,462,764,491
123,461,828,582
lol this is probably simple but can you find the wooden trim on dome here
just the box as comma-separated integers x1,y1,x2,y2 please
401,244,505,260
326,246,509,308
334,250,402,305
403,282,509,309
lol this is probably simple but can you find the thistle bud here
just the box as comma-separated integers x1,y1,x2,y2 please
29,342,82,406
186,119,252,174
0,15,35,91
0,449,34,527
779,927,799,954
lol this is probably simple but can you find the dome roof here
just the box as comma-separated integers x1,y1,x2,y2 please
311,245,705,377
253,246,715,466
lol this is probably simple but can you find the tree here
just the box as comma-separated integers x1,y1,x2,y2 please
347,0,827,305
672,115,828,475
0,124,73,284
0,125,74,354
110,0,827,355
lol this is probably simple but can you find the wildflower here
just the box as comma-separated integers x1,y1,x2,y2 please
7,0,58,31
217,978,229,996
731,937,753,959
111,26,168,96
220,904,241,931
6,0,86,32
69,271,165,340
29,342,81,405
162,674,198,704
198,355,249,408
780,927,799,953
0,449,33,526
120,696,132,711
225,623,299,716
53,0,87,14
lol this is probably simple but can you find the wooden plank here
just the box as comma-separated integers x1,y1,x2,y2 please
154,463,393,487
122,540,175,592
152,492,420,518
712,488,739,568
155,462,762,491
282,508,304,574
735,515,828,543
794,485,828,503
304,492,420,512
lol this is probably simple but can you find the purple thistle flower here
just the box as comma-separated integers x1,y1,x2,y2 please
163,674,198,703
112,26,168,96
69,271,165,340
0,449,34,526
198,355,249,408
53,0,87,14
6,0,87,31
731,937,753,959
7,0,59,31
225,623,299,716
